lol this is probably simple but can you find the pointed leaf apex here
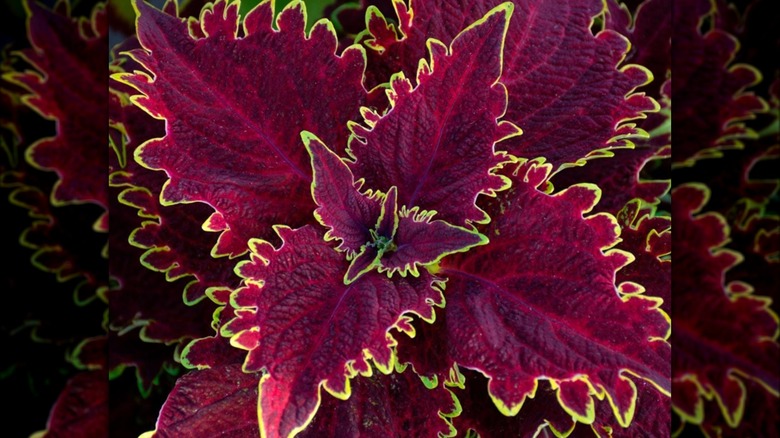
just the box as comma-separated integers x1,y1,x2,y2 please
300,130,322,149
376,186,399,239
387,72,412,105
344,246,381,284
460,1,513,38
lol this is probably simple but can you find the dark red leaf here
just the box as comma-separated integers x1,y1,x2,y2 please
305,131,382,256
605,0,671,99
345,244,382,284
615,200,671,314
141,365,260,437
119,186,240,304
673,79,779,214
31,371,108,438
701,378,780,438
381,207,487,276
108,328,178,398
727,205,779,313
451,368,576,437
349,3,518,227
116,0,368,257
4,0,108,218
306,133,487,283
109,187,214,345
302,363,458,437
224,224,443,437
671,183,779,429
361,0,657,169
550,144,671,215
404,160,670,428
179,288,246,370
584,378,671,437
672,0,767,166
110,47,240,305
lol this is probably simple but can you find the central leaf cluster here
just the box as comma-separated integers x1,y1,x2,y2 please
368,231,395,252
304,133,486,284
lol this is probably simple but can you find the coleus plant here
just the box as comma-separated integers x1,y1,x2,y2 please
109,0,673,436
1,0,778,437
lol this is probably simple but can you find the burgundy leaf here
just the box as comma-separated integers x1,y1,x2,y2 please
701,378,780,438
224,224,443,437
140,365,260,437
4,0,108,219
109,187,214,345
108,328,178,398
4,183,108,304
550,144,671,215
672,0,767,166
71,335,108,370
671,183,779,429
361,0,657,169
31,371,108,438
605,0,671,99
116,0,368,257
179,288,246,370
381,207,487,276
305,131,382,256
2,43,107,305
615,200,671,314
727,205,779,313
375,185,399,241
110,49,239,305
712,0,779,97
302,363,458,437
327,0,396,44
345,244,382,284
673,79,779,214
451,368,576,437
349,3,518,227
405,160,670,427
119,186,240,304
585,378,671,437
108,189,212,397
306,133,487,284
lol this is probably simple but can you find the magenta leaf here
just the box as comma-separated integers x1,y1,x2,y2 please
401,160,670,427
305,133,487,284
349,3,518,227
586,378,671,437
108,187,215,385
451,368,576,437
3,0,108,219
108,328,178,398
0,1,108,305
305,131,382,256
380,207,487,277
107,131,212,342
302,363,458,437
615,200,671,314
605,0,671,99
115,0,368,256
672,0,767,166
110,46,240,305
361,0,657,170
727,203,780,314
375,185,399,241
140,364,260,437
345,244,382,284
700,378,780,438
671,183,779,429
31,371,108,438
224,224,444,437
179,288,246,370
